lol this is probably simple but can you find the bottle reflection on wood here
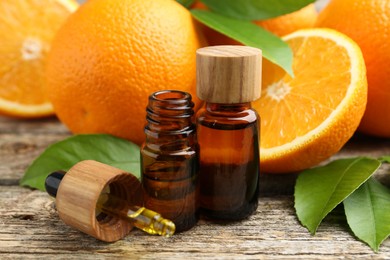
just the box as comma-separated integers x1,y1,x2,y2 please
141,90,199,232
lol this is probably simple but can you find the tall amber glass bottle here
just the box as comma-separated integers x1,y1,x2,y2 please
141,90,199,232
196,46,262,220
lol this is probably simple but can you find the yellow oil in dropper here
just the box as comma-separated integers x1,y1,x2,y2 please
96,187,175,237
46,170,175,237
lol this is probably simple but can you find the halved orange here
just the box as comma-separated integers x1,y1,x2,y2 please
255,28,367,173
0,0,78,118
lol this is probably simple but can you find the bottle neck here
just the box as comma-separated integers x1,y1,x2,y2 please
144,90,195,149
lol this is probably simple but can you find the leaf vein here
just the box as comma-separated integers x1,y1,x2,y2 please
366,181,378,247
318,157,364,221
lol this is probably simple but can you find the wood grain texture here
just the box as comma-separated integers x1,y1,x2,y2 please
56,160,143,242
0,117,70,185
1,187,390,259
1,116,390,258
196,46,262,103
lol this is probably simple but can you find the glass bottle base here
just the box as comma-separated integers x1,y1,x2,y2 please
201,199,258,221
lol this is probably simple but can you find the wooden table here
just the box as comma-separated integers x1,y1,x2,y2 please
1,116,390,259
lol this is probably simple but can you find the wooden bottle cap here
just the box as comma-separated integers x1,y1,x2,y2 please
56,160,143,242
196,45,262,103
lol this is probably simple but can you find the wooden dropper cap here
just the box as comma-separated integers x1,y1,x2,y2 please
196,45,262,103
55,160,143,242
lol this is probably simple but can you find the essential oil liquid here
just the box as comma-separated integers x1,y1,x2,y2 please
141,151,199,232
197,116,260,220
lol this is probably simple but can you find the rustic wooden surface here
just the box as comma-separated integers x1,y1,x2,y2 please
1,116,390,259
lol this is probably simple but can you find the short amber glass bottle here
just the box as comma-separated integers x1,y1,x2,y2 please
196,46,262,220
141,90,199,232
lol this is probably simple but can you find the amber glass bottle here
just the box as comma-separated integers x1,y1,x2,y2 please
141,90,199,232
196,46,262,220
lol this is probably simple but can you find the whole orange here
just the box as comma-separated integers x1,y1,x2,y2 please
192,2,317,45
316,0,390,137
47,0,206,144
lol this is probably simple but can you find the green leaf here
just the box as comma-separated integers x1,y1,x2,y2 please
379,156,390,163
295,157,381,234
344,178,390,252
200,0,315,20
20,134,140,191
176,0,194,8
191,10,293,76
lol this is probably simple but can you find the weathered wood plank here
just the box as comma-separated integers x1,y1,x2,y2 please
2,130,389,195
1,117,390,258
0,117,69,135
1,117,390,197
1,186,389,259
0,117,70,184
0,134,70,185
